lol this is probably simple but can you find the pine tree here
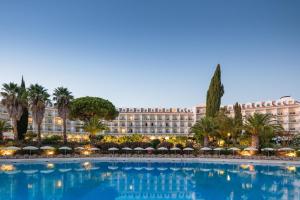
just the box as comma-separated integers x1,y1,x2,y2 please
17,76,28,140
206,64,224,117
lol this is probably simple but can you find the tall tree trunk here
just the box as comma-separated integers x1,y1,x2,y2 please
204,135,209,147
251,134,259,148
0,131,3,141
37,123,41,145
13,118,18,141
63,118,67,144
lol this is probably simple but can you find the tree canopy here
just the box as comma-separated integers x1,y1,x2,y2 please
206,64,224,117
17,76,28,140
69,96,118,121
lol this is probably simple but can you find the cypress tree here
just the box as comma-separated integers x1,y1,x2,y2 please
206,64,224,117
17,76,28,140
233,102,243,126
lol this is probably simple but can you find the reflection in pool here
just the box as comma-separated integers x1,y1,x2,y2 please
0,161,299,200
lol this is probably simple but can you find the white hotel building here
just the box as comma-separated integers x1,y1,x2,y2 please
0,96,299,137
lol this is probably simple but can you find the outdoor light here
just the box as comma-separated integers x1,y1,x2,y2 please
286,152,296,157
82,150,90,155
47,150,54,156
1,150,13,156
240,151,253,156
150,136,156,140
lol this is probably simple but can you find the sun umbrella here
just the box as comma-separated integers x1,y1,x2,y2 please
59,146,72,155
145,147,155,151
4,146,21,151
40,146,55,150
59,146,72,150
90,147,100,151
170,147,181,154
75,147,85,150
23,146,39,156
157,147,168,151
261,148,275,157
262,148,275,151
122,147,132,151
108,147,119,156
23,146,38,150
200,147,212,151
183,147,194,151
108,147,119,151
244,147,258,151
183,147,194,155
134,147,144,154
134,147,144,151
278,147,295,151
228,147,240,156
213,147,224,156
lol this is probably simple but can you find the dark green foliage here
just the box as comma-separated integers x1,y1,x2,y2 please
17,76,29,140
70,96,119,122
150,139,161,148
157,141,173,148
119,142,151,149
206,64,224,117
17,108,28,140
24,131,37,142
42,135,63,145
96,142,119,150
233,102,243,127
0,120,11,140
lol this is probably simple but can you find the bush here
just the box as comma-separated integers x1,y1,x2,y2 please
119,142,151,149
25,131,37,142
42,135,63,145
150,139,161,148
96,142,119,150
157,142,173,149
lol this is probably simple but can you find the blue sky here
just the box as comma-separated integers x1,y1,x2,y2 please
0,0,299,107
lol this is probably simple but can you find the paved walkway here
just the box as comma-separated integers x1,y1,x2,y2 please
1,157,300,166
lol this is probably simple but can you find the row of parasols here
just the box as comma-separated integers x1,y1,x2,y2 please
0,146,298,154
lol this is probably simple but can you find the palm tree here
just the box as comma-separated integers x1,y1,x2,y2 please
83,116,108,136
244,113,283,148
191,116,218,147
0,120,11,140
27,84,51,144
0,82,24,140
53,87,74,144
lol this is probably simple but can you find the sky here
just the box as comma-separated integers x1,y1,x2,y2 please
0,0,299,108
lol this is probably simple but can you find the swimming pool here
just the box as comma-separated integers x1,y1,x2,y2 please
0,161,299,200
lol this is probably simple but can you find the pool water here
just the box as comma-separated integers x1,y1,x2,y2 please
0,161,299,200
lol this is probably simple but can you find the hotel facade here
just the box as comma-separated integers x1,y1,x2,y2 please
0,96,299,137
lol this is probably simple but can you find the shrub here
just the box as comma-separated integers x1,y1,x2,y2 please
25,131,37,142
157,142,173,149
150,139,161,148
42,135,63,145
96,142,119,150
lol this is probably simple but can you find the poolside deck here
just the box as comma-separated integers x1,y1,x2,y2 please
1,156,300,166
